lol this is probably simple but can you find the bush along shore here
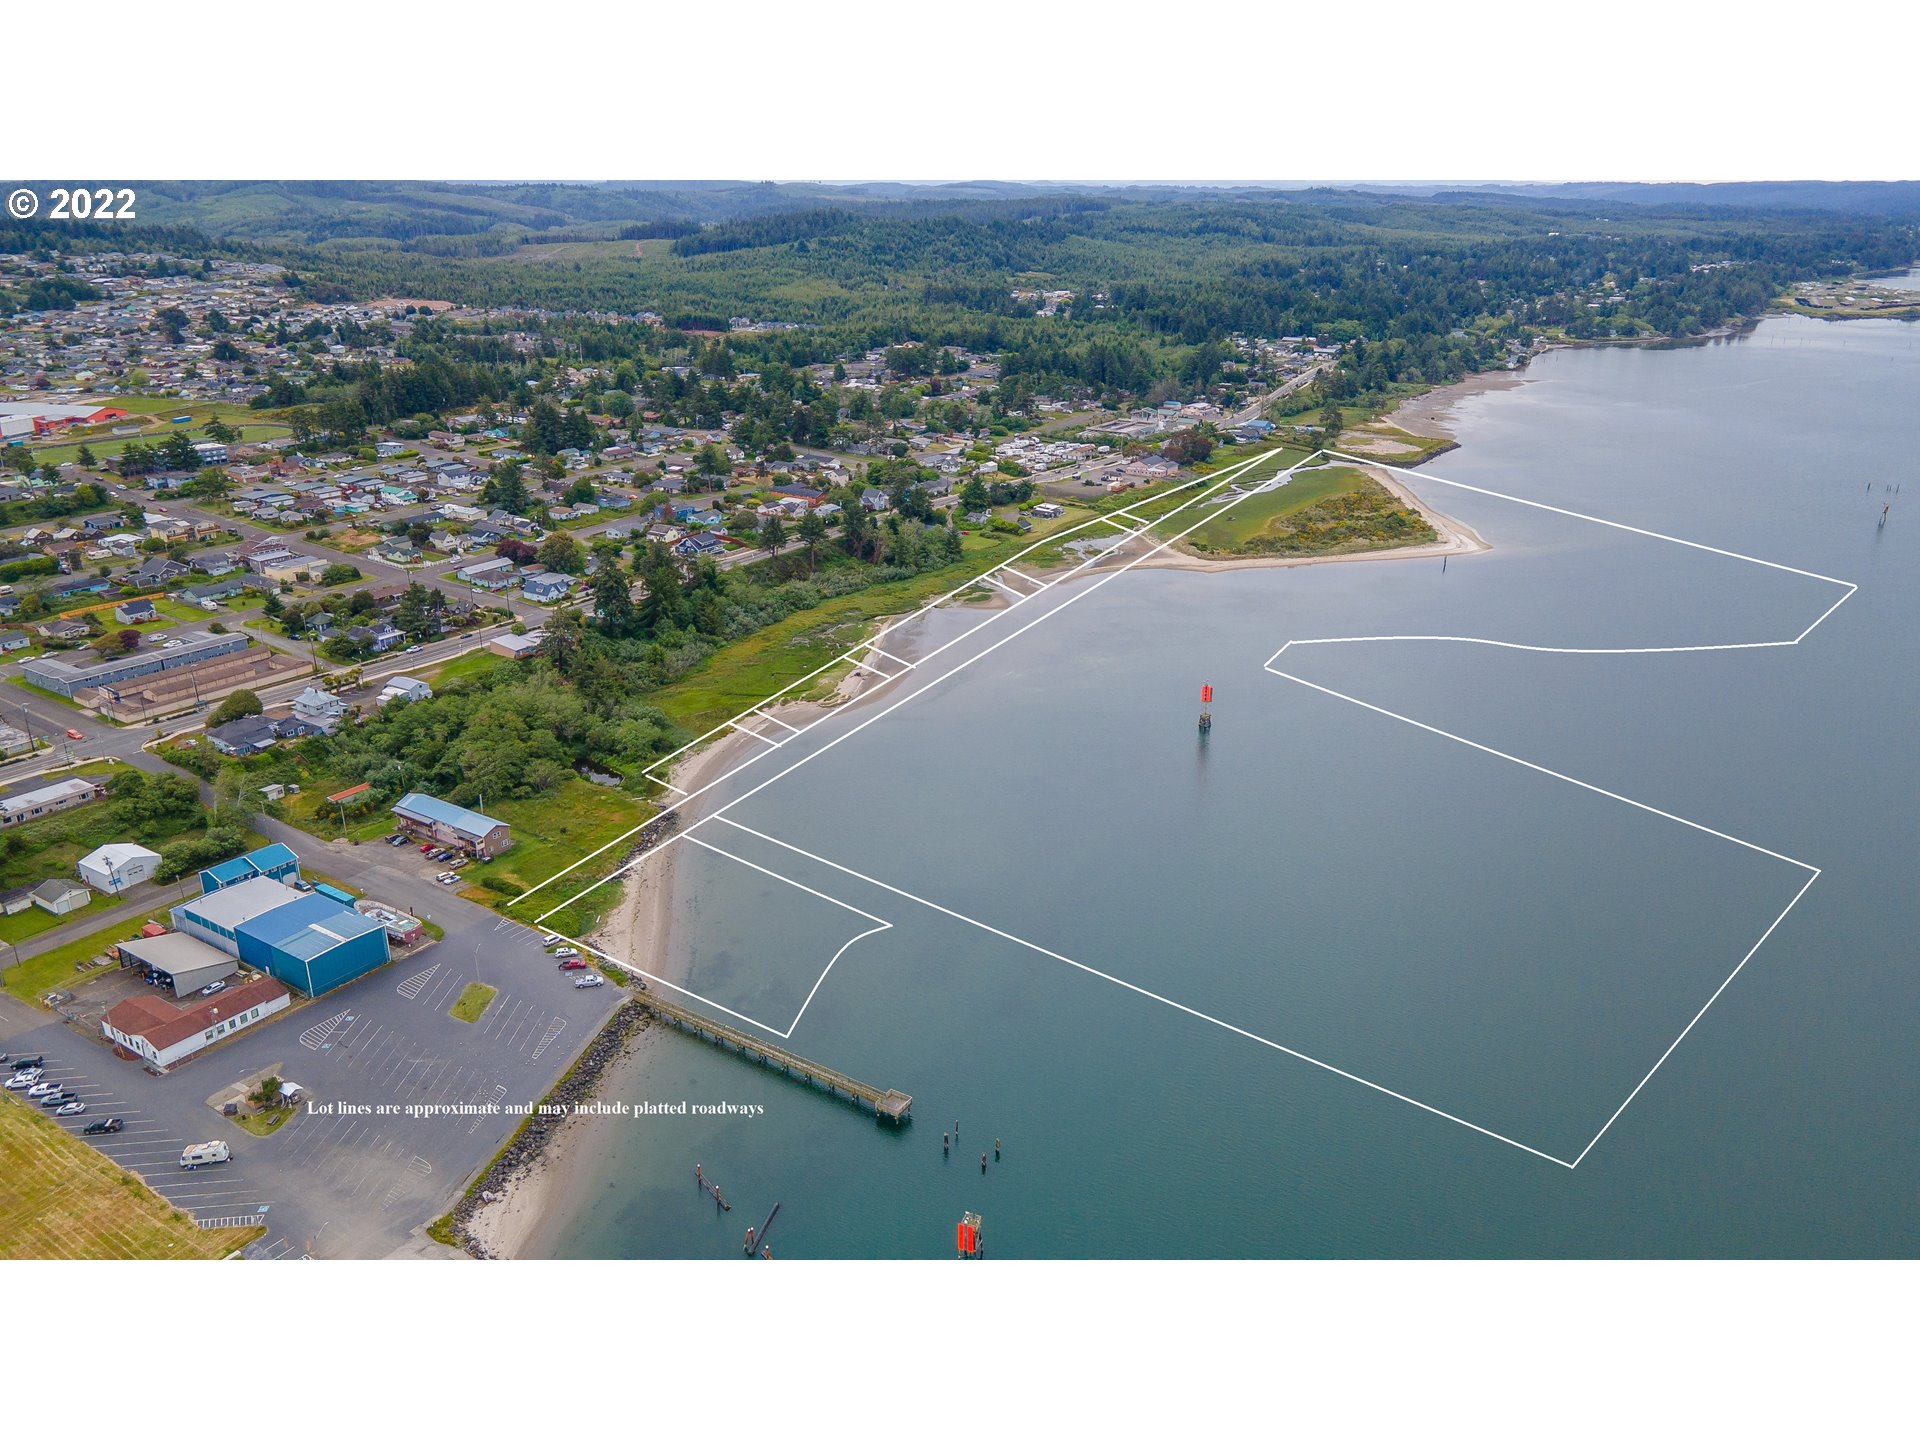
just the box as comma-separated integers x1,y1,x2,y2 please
429,1000,652,1258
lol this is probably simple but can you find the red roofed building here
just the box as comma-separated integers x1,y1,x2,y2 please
102,973,291,1070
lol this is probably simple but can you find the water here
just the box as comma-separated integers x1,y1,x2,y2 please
537,316,1920,1258
1872,266,1920,292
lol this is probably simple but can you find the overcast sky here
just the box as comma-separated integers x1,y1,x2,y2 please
18,0,1918,182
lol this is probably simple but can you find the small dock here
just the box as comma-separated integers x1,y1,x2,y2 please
635,989,911,1125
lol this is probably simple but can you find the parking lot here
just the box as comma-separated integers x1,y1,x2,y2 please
0,905,621,1258
4,1046,276,1228
378,828,484,889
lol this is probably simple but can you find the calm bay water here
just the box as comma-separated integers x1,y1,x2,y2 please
538,315,1919,1258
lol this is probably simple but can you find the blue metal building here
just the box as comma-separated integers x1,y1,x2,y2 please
173,875,389,996
200,842,303,895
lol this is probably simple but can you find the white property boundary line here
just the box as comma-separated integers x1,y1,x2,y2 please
529,446,1852,1169
1243,451,1857,1166
511,447,1288,908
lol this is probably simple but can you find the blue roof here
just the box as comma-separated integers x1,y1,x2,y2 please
202,855,257,886
237,894,385,962
248,842,299,872
393,792,505,840
200,842,302,892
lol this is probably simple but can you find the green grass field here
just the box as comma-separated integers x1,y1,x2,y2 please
422,649,501,688
1171,465,1367,550
646,509,1093,739
2,901,185,1006
0,1096,262,1259
0,892,122,945
469,779,652,936
449,981,497,1023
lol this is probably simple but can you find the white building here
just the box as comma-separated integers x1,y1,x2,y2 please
377,676,432,707
77,842,162,893
0,778,104,828
30,878,92,915
291,686,349,733
101,973,291,1071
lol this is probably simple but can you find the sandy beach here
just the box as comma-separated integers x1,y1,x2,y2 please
1137,459,1490,575
1378,367,1534,441
458,428,1509,1257
455,651,917,1259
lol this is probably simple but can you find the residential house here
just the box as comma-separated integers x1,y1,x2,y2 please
346,621,404,654
127,556,190,589
205,715,283,756
289,687,348,733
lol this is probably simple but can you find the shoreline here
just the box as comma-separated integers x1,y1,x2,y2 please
1134,460,1490,575
470,384,1519,1257
442,1000,653,1260
469,647,918,1259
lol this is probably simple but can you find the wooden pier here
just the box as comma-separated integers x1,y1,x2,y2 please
634,989,912,1125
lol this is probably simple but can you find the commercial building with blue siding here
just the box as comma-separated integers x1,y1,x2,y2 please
173,874,389,996
200,842,302,894
235,895,389,996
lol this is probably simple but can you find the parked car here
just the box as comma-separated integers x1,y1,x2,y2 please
82,1116,123,1135
449,857,468,869
54,1099,85,1116
180,1140,231,1170
9,1055,44,1070
418,842,434,853
27,1081,60,1098
558,957,589,970
437,874,459,886
3,1073,35,1090
551,947,579,959
574,974,606,989
542,935,568,949
290,880,314,892
198,981,226,997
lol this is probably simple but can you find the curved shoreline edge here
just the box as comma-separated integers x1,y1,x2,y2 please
471,368,1533,1258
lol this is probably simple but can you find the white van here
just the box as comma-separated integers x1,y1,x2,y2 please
180,1140,231,1170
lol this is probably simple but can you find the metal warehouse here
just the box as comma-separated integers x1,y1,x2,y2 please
172,875,390,996
116,931,237,997
201,841,302,893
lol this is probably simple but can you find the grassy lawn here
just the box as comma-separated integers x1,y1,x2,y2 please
0,771,227,901
230,1106,295,1137
19,397,290,469
449,981,497,1023
1169,463,1438,558
1,901,176,1006
0,1095,262,1258
0,892,122,945
422,648,500,688
645,512,1091,740
470,779,652,936
1169,464,1367,550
